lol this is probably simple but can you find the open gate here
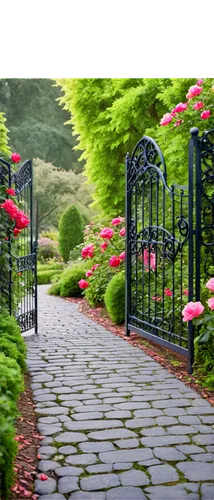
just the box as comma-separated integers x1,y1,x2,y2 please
125,129,214,373
0,157,38,334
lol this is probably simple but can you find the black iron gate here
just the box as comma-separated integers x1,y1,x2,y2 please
0,157,38,334
125,128,214,373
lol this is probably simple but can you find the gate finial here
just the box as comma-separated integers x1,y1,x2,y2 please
190,127,199,137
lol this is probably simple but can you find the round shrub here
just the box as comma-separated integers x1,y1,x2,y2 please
104,271,125,324
59,264,87,297
37,269,63,285
0,338,26,371
59,205,84,262
0,353,24,402
48,282,61,295
37,262,64,271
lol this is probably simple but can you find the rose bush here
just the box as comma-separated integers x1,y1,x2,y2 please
78,218,125,306
182,279,214,388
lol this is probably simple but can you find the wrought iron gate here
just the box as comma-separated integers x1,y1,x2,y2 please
0,157,38,334
125,128,214,373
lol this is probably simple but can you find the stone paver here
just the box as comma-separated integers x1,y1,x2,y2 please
27,286,214,500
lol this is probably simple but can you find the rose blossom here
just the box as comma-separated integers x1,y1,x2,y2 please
160,113,173,126
11,152,21,163
183,289,188,296
201,110,211,120
208,298,214,311
165,288,173,297
100,242,108,252
206,278,214,292
111,217,123,225
174,119,183,127
86,270,93,278
6,188,16,196
197,79,203,85
81,244,94,259
119,227,126,237
193,101,204,110
186,85,202,99
91,264,100,271
78,279,89,289
100,227,114,239
14,210,30,229
14,228,21,237
152,296,162,302
119,251,125,261
143,249,156,271
109,255,121,267
172,102,188,113
0,199,19,218
182,301,204,322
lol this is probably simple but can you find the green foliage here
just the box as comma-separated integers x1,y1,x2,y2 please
59,205,84,262
0,311,26,366
37,237,60,263
56,78,170,216
37,269,63,285
0,338,25,372
0,111,10,156
37,262,64,271
48,281,61,296
59,264,87,297
0,79,83,172
194,305,214,389
147,78,214,186
0,403,17,499
34,158,95,232
104,271,125,324
85,266,110,306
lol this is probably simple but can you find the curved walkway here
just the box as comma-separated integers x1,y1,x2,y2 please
26,285,214,500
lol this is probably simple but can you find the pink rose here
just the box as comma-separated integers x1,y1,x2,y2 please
100,242,108,252
119,227,126,237
109,255,121,267
197,79,203,86
78,279,89,289
201,110,211,120
165,288,173,297
152,296,162,302
119,251,125,261
160,113,173,126
183,289,188,296
206,278,214,292
91,264,100,271
208,298,214,311
171,102,188,113
193,101,204,110
111,217,123,225
174,119,183,127
186,85,203,99
6,188,16,196
11,152,21,163
81,244,94,259
86,270,93,278
100,227,114,239
143,249,156,271
182,301,204,322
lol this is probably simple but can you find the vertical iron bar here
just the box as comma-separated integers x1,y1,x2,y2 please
195,136,202,301
125,154,131,337
188,127,199,374
35,199,38,334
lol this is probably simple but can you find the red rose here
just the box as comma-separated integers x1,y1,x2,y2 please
152,296,162,302
165,288,173,297
109,255,121,267
14,228,21,237
111,217,123,225
86,270,93,278
0,199,19,218
201,110,211,120
91,264,100,271
183,289,188,296
6,188,16,196
100,227,114,239
15,210,30,229
78,279,89,289
193,101,204,110
11,152,21,163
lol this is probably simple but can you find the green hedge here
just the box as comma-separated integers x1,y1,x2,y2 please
0,313,26,499
37,269,63,284
59,205,84,262
37,262,64,271
104,271,125,324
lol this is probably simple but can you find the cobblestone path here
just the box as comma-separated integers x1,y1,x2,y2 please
26,286,214,500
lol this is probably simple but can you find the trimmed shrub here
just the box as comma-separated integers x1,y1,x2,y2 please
59,264,87,297
0,338,25,372
0,402,18,499
59,205,84,262
104,271,125,324
37,269,63,284
0,352,24,405
48,282,61,295
0,313,26,368
37,262,64,271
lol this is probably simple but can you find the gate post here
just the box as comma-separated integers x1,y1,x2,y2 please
188,127,200,374
125,153,131,337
